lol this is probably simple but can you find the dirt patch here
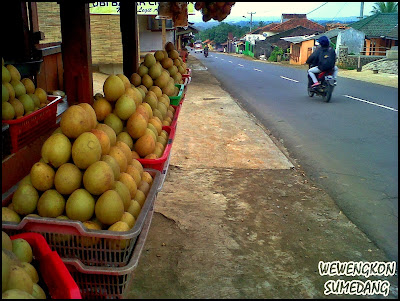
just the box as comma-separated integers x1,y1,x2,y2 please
125,55,398,299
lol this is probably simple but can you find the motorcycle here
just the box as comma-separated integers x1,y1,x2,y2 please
204,49,208,58
307,67,335,102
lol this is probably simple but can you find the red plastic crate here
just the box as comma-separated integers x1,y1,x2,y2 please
162,125,176,145
2,96,63,153
137,141,172,172
10,232,82,299
182,68,191,79
170,104,181,129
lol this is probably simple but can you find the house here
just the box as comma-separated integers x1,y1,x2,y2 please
335,27,365,55
281,28,343,65
281,13,307,23
349,13,398,56
254,26,319,59
175,23,199,50
325,22,349,31
266,17,325,36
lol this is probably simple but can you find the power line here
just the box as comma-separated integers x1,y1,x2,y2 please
331,2,347,21
307,2,329,15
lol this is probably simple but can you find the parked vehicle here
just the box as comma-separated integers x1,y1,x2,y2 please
194,41,203,53
307,67,336,102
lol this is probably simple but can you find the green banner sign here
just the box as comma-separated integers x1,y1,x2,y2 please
89,2,194,15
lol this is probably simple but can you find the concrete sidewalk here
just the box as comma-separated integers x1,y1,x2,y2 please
124,56,398,299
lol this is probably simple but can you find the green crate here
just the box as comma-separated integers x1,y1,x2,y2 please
169,84,185,106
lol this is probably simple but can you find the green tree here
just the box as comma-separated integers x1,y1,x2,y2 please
197,23,248,43
258,21,265,28
370,2,398,14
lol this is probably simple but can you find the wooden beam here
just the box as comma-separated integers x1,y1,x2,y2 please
120,2,139,77
59,2,93,105
162,19,166,48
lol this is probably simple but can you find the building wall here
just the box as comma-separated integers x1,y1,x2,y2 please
300,40,314,65
36,3,175,66
138,16,175,52
335,28,365,55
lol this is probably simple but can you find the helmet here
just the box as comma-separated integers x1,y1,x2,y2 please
317,36,330,47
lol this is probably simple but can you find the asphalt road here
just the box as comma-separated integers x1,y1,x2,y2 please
192,51,398,261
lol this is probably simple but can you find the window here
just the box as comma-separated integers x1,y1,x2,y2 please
148,16,174,31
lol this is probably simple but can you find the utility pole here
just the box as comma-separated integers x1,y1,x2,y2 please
247,12,256,32
358,2,364,20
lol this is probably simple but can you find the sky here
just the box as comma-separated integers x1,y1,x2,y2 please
188,2,378,22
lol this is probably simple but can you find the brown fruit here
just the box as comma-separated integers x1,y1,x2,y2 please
126,112,148,139
109,145,128,173
83,161,115,195
116,141,133,165
134,134,155,157
92,97,112,121
60,105,92,139
30,162,55,191
91,128,111,156
118,172,137,199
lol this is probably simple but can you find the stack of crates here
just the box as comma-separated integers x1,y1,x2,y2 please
2,169,161,299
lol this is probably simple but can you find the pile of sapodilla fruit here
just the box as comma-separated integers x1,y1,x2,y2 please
2,58,49,120
2,42,187,244
2,232,47,299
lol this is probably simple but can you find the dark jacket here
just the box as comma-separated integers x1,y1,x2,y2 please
306,46,336,71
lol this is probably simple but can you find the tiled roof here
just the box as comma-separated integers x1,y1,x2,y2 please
349,13,398,38
269,18,325,33
250,22,279,34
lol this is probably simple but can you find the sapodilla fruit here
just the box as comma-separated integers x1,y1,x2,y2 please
109,145,128,173
92,97,112,121
65,189,96,222
41,133,72,168
83,161,115,195
96,123,117,146
91,128,111,156
60,105,92,139
130,73,141,87
78,103,97,130
12,184,39,216
95,190,124,225
113,180,131,211
101,154,121,181
107,221,130,249
116,141,133,165
54,163,82,195
116,74,131,90
126,112,147,139
117,131,134,150
30,162,55,191
103,75,125,102
135,133,155,157
72,132,102,169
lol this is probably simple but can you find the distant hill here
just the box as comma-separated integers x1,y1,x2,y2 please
191,16,364,31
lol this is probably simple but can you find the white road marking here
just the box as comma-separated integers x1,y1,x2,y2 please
343,95,398,112
280,76,299,83
254,68,262,72
221,58,225,60
229,60,233,63
238,64,244,67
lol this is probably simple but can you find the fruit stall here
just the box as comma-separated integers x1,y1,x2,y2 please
2,2,233,299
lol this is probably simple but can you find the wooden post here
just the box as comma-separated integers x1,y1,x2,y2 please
162,19,166,48
137,17,141,65
59,2,93,105
120,2,139,77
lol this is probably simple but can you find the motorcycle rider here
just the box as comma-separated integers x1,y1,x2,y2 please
306,35,338,88
204,44,209,57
